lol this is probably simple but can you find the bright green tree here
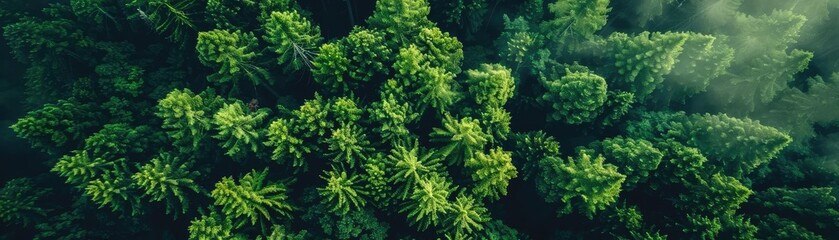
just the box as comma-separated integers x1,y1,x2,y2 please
430,115,490,165
263,10,323,72
52,150,117,186
445,193,490,238
344,28,392,83
606,31,688,99
417,66,461,113
156,89,224,150
212,101,269,158
264,118,311,169
536,153,626,218
196,29,268,85
318,168,367,215
541,69,608,124
540,0,611,49
366,0,434,44
368,93,420,143
585,137,663,188
84,171,143,216
132,152,202,215
312,42,352,93
415,27,464,74
325,123,372,168
465,63,515,108
401,173,454,231
211,169,293,226
387,141,444,200
466,147,518,201
188,210,237,240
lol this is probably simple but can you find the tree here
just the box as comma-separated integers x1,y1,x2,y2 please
417,66,461,113
585,137,663,188
445,193,490,238
466,147,518,201
344,28,392,83
291,94,332,138
196,29,268,85
325,123,372,168
480,106,513,142
84,171,143,216
510,131,561,180
387,141,444,200
366,0,433,44
318,168,367,215
754,214,824,240
156,89,224,150
430,115,490,165
127,0,198,43
752,187,839,233
11,100,100,154
401,173,454,231
83,124,157,161
188,210,237,240
708,10,811,113
540,0,611,49
658,33,734,105
312,42,352,93
675,173,752,216
536,153,625,218
465,64,515,108
52,150,117,186
415,27,464,74
264,118,311,169
263,10,323,72
211,169,293,227
361,155,394,209
212,101,269,158
0,178,50,226
368,93,420,143
759,73,839,150
683,113,791,179
626,111,792,180
606,31,688,100
132,152,202,215
541,69,608,124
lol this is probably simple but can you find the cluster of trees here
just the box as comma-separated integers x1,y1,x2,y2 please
1,0,838,239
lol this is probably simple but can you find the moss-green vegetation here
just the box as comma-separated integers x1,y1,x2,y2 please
3,0,839,239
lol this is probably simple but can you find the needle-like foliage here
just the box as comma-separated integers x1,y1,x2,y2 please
196,29,268,85
212,101,269,158
211,169,293,227
537,153,626,218
401,173,454,231
318,168,367,215
430,115,491,165
466,147,518,201
132,152,201,215
263,10,323,72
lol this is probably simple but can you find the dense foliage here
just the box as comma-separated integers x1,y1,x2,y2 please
2,0,839,239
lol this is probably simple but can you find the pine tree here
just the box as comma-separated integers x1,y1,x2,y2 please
132,152,202,215
466,147,518,201
212,101,269,158
211,169,293,226
536,153,625,218
262,10,323,72
318,168,367,214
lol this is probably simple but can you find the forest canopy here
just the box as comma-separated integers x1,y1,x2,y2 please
2,0,839,239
